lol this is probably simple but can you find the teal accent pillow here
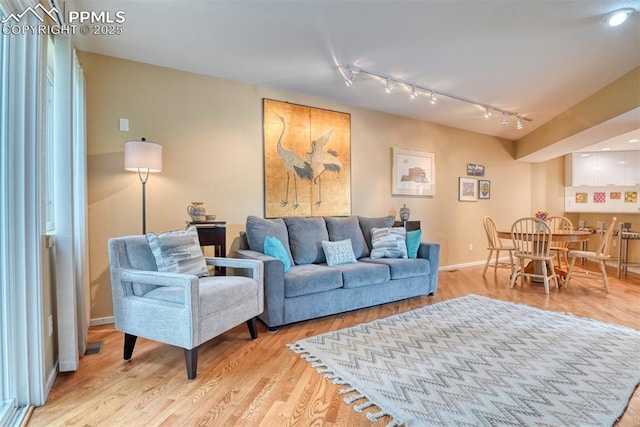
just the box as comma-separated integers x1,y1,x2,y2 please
406,229,422,259
321,239,357,267
263,236,292,272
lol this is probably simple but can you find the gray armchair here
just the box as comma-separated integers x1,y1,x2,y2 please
108,235,263,379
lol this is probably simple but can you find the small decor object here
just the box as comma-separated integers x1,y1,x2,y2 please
205,214,217,221
187,202,206,222
478,180,490,199
534,210,549,221
575,192,588,203
467,163,485,177
392,147,435,197
399,204,410,221
458,177,478,202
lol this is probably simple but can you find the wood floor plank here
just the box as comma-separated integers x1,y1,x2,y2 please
28,263,640,426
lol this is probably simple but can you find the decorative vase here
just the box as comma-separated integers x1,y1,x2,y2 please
399,204,410,221
187,202,206,222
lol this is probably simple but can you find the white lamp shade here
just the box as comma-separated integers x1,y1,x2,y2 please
124,140,163,172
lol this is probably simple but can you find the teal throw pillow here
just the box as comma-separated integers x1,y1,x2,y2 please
405,229,422,259
321,239,358,267
264,236,292,272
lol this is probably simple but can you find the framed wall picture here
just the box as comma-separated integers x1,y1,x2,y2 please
467,163,485,176
392,147,436,197
459,177,478,202
263,99,351,217
478,179,490,199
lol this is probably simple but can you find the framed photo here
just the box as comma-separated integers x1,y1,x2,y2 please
392,147,436,197
478,179,490,199
467,163,485,177
459,177,478,202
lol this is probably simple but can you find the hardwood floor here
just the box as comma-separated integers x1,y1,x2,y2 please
29,264,640,426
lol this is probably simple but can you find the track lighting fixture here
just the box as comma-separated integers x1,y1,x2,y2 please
338,64,532,129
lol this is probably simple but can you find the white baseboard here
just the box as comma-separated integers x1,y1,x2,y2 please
90,316,114,326
440,257,511,271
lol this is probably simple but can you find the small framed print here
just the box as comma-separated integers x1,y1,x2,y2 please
478,179,490,199
459,177,478,202
467,163,485,177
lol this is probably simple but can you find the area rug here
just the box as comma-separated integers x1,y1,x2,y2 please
288,295,640,426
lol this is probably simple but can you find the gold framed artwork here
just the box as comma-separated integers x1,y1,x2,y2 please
391,147,436,197
263,99,351,217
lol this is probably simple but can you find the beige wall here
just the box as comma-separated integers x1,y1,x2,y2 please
80,52,545,320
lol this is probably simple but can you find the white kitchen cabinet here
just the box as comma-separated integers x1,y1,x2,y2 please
566,153,597,186
596,151,626,185
624,151,640,185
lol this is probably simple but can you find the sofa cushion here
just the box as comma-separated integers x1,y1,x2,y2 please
330,261,390,289
246,216,294,265
362,257,431,280
406,229,422,259
358,216,395,251
370,227,408,259
264,236,292,272
146,226,210,277
325,216,369,258
322,239,357,267
284,217,329,265
284,264,343,297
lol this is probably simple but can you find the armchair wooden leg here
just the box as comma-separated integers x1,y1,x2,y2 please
123,333,137,361
247,318,258,340
185,347,198,380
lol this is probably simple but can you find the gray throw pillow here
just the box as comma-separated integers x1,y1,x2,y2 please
146,226,210,277
322,239,357,267
284,216,328,265
325,216,369,258
358,215,395,250
370,227,408,259
246,216,294,264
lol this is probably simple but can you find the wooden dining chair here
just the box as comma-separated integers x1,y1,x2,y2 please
482,216,515,276
565,217,617,293
509,217,558,294
547,215,574,270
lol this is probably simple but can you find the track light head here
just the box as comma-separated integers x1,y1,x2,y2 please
385,78,393,93
484,107,492,119
516,117,523,130
343,67,356,87
606,8,635,27
409,86,417,100
430,90,437,105
501,113,508,126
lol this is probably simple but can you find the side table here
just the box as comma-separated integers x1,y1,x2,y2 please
393,220,421,231
188,221,226,275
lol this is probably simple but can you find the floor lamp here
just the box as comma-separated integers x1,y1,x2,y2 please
124,138,163,234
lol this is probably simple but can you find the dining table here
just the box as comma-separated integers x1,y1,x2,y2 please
496,229,592,285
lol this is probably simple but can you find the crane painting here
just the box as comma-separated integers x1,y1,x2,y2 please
263,99,351,218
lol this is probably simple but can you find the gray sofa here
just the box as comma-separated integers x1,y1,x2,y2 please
233,215,440,330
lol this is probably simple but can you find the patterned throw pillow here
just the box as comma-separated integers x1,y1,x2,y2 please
370,227,408,259
146,226,209,277
321,239,358,267
264,236,292,272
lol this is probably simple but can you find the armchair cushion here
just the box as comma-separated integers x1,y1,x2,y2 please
146,226,209,277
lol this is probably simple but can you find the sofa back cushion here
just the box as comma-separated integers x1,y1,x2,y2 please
246,216,294,265
284,216,329,264
325,216,369,258
358,215,395,250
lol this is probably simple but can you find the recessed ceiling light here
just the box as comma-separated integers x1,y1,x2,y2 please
580,153,590,157
601,147,611,151
628,138,640,143
606,8,635,27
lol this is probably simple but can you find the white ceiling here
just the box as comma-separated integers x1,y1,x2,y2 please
65,0,640,155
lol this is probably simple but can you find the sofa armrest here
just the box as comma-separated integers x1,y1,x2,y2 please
417,242,440,295
233,249,286,327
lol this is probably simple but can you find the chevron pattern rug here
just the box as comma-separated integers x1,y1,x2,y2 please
288,295,640,426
